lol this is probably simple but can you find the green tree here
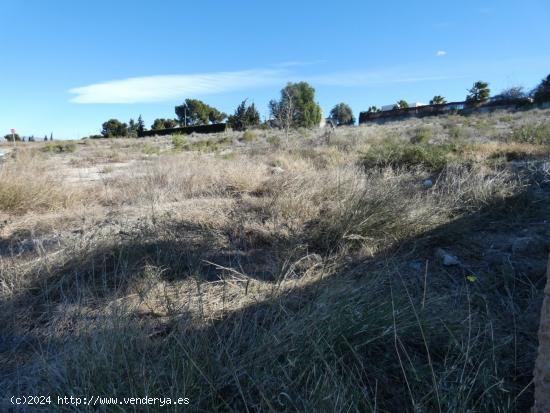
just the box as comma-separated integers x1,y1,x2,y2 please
494,86,526,101
466,81,490,104
4,133,21,141
137,115,145,137
329,102,355,125
101,119,128,138
227,99,261,131
269,82,322,129
430,95,447,105
395,100,409,109
208,107,227,124
367,106,380,113
533,74,550,103
151,118,179,130
175,99,227,126
128,118,138,137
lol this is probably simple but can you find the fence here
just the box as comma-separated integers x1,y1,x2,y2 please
359,99,534,124
138,123,227,137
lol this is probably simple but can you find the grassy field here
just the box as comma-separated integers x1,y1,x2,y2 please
1,108,550,412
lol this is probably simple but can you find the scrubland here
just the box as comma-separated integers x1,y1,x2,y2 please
1,109,550,412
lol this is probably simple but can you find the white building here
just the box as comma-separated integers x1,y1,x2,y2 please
381,102,428,111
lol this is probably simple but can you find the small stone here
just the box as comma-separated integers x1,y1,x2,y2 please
436,248,460,266
422,179,433,189
271,166,285,175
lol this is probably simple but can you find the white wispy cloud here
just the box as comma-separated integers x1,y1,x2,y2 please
69,69,286,104
70,64,461,104
436,50,447,57
275,59,328,68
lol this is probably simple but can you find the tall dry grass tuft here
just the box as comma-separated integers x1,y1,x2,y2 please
0,150,88,214
102,153,269,206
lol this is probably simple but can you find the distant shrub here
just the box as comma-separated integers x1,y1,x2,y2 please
493,86,527,101
185,137,232,153
266,135,281,147
363,141,460,171
3,133,21,141
142,143,160,155
240,130,257,142
488,149,531,162
509,123,550,145
411,126,433,144
171,134,187,151
42,142,76,153
448,125,469,140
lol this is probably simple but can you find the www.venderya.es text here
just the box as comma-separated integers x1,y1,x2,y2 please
9,395,190,408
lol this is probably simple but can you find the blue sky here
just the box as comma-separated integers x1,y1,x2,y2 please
1,0,549,139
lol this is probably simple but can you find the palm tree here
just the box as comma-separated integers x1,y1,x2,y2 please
430,95,447,105
394,100,409,110
466,81,490,103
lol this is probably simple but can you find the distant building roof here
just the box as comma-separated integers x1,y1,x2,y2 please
381,102,427,111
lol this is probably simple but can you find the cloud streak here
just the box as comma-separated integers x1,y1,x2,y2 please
69,69,286,104
70,65,461,104
436,50,447,57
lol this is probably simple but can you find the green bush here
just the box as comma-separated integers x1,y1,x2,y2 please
447,125,468,140
411,126,433,144
240,130,257,142
42,142,76,153
171,134,187,151
266,135,281,147
142,143,160,155
508,123,550,145
185,137,232,153
363,141,460,171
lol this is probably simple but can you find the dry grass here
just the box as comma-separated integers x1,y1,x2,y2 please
1,109,550,411
0,149,90,214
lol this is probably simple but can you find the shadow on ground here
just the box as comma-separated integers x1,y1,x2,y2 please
1,180,549,412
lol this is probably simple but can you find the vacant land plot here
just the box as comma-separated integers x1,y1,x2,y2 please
1,109,550,412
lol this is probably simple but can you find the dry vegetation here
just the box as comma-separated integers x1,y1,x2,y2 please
1,109,550,412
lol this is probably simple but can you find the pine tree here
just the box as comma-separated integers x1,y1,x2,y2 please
137,115,145,137
228,99,260,131
534,74,550,103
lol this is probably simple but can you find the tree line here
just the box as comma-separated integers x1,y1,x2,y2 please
365,75,550,113
91,73,550,138
91,81,356,138
3,133,54,143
